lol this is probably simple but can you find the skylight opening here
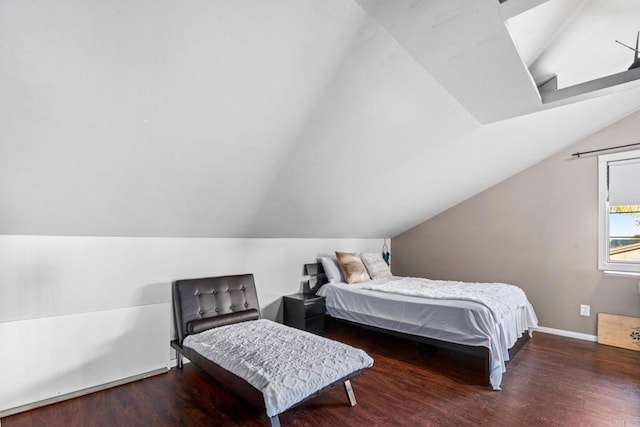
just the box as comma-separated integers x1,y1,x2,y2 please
502,0,640,103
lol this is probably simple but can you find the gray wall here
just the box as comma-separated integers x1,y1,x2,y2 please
392,110,640,336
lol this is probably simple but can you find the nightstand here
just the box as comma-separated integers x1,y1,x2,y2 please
283,293,326,335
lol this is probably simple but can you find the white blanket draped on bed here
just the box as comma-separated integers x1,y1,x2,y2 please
183,319,373,417
363,277,530,323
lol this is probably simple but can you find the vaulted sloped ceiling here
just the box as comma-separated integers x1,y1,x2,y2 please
2,0,640,238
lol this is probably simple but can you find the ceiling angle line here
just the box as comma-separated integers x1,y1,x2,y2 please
571,142,640,159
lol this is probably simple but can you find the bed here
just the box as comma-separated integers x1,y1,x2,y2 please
171,274,373,427
308,257,538,390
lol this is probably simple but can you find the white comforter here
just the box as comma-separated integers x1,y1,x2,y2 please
363,277,530,323
183,319,373,417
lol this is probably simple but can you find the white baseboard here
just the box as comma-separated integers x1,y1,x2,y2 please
0,368,167,419
2,357,190,420
536,326,597,342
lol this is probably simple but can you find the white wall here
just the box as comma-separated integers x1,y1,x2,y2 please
0,235,383,415
0,303,169,415
5,1,640,241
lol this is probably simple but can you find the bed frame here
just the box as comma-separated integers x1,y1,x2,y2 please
170,274,362,427
304,263,530,386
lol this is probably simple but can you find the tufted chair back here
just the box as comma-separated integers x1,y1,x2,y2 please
172,274,261,344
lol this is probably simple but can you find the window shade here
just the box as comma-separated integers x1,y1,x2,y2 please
608,157,640,206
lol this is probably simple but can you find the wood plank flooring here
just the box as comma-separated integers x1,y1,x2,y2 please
3,321,640,426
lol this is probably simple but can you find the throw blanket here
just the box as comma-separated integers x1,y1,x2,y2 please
183,319,373,417
363,277,529,323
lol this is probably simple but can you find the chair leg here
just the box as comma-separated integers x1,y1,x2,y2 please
344,380,357,406
176,353,183,369
269,415,281,427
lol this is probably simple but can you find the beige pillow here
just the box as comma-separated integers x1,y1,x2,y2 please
335,252,371,284
360,252,392,280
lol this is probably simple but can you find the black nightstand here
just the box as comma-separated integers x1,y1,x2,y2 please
283,293,326,335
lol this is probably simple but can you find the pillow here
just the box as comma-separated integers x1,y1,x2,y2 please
320,256,344,283
335,252,371,284
360,252,392,280
186,309,260,335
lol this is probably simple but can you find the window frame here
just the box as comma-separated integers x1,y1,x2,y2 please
598,149,640,273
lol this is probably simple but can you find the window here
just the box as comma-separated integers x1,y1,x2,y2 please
598,149,640,272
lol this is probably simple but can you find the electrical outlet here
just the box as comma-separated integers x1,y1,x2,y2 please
580,304,590,317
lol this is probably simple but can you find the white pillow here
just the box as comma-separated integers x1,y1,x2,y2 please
360,252,392,280
320,256,344,283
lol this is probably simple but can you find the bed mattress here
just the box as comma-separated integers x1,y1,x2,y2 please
316,277,538,390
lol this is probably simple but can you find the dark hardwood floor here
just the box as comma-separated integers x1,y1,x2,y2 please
4,321,640,426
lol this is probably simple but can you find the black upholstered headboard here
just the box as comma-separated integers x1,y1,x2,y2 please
172,274,261,344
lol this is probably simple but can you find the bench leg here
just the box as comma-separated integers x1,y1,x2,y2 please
344,380,357,407
269,415,281,427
